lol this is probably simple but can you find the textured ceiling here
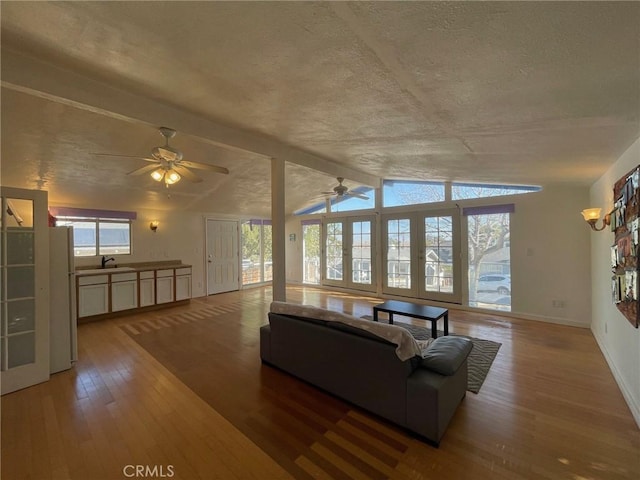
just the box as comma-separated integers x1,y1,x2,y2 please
1,1,639,216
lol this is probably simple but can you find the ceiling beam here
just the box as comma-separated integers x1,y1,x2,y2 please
1,48,380,188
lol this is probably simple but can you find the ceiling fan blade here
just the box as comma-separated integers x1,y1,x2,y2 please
172,165,203,183
319,191,336,195
127,163,161,176
93,153,157,162
348,191,369,200
179,159,229,174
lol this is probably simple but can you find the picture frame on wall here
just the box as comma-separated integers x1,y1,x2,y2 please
611,164,640,328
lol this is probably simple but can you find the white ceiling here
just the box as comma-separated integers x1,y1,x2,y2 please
1,1,639,217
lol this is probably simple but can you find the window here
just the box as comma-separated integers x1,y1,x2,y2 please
383,180,445,207
51,207,135,257
385,218,412,289
241,220,272,285
467,210,511,311
424,216,453,294
294,187,375,215
325,221,343,281
330,188,375,212
453,183,540,200
302,221,320,284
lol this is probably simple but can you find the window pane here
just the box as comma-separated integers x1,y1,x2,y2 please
8,332,35,368
326,222,343,281
453,183,540,200
5,198,33,228
386,218,411,289
303,224,320,284
99,222,130,255
57,220,96,256
351,221,372,284
6,231,34,265
423,216,453,294
330,188,375,212
241,221,261,285
263,225,273,282
468,213,511,311
7,299,35,334
383,181,445,207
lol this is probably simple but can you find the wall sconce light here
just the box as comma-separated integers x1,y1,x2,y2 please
581,208,611,231
150,220,159,232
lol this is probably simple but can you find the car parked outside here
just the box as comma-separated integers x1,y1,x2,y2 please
477,274,511,294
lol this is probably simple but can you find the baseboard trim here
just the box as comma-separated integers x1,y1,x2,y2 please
291,283,590,328
591,328,640,429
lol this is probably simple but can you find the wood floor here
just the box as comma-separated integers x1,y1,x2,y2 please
2,286,639,479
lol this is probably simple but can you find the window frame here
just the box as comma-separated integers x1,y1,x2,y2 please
55,216,133,257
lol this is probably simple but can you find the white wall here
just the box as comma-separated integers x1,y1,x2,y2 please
510,185,591,326
74,209,211,298
589,137,640,427
285,185,592,327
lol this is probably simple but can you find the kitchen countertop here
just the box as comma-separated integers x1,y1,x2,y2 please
76,261,191,276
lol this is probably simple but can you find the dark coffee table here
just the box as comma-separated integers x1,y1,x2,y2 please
373,300,449,338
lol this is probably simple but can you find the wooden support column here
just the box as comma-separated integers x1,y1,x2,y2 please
271,158,286,302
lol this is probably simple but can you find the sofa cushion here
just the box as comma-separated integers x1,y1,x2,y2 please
419,336,473,376
270,301,422,361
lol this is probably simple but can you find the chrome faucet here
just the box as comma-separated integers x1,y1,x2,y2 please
101,256,115,268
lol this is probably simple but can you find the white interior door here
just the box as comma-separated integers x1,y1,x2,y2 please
206,219,239,295
1,187,50,394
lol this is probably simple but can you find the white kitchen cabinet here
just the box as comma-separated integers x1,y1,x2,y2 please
139,271,155,307
156,269,175,304
175,267,192,301
111,272,138,312
77,264,191,318
78,275,109,317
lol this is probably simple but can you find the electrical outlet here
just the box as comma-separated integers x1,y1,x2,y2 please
552,299,566,308
605,323,608,334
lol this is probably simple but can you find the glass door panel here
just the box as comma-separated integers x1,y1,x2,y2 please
325,221,344,282
423,216,454,294
323,216,376,292
1,189,50,394
349,219,374,289
384,217,413,294
263,224,273,282
302,223,320,285
383,210,461,303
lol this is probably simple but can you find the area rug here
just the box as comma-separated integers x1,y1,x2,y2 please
362,316,501,394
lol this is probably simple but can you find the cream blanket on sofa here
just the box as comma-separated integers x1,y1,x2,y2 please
270,301,423,361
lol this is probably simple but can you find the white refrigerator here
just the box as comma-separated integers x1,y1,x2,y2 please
49,226,78,373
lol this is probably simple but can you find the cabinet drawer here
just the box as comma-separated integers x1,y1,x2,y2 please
139,270,155,280
176,267,191,276
78,275,108,286
156,269,174,278
111,272,137,282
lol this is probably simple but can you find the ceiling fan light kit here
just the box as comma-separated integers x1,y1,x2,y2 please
95,126,229,187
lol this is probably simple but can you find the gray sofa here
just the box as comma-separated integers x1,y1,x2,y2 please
260,302,473,445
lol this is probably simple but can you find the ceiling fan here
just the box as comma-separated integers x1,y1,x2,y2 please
320,177,369,200
95,127,229,187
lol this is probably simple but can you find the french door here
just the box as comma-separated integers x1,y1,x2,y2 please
382,209,461,303
1,187,50,394
323,216,376,292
